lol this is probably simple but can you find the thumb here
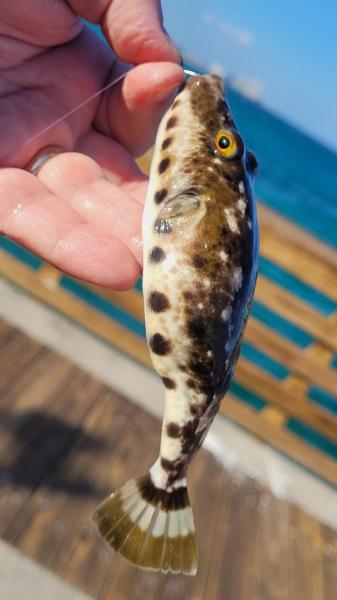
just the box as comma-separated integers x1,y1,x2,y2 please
102,0,181,64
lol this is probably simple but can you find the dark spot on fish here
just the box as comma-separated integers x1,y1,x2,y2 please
190,403,204,417
199,133,209,144
187,317,206,339
192,254,205,268
186,378,196,389
149,333,171,355
149,291,170,312
166,422,181,437
161,138,172,151
189,360,210,377
137,473,188,511
166,116,177,129
217,99,227,113
161,457,175,471
183,290,193,301
162,376,176,390
149,246,166,263
205,118,215,131
154,188,168,204
158,158,170,174
181,420,197,440
181,420,199,453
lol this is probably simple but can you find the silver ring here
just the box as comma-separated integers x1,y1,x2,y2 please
27,146,65,176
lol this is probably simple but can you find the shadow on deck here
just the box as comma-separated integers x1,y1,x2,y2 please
0,321,336,600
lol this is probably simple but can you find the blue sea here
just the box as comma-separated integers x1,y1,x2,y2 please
227,87,337,249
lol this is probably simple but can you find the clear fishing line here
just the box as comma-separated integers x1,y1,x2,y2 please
24,68,198,147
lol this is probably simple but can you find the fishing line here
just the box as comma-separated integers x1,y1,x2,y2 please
24,68,198,148
24,68,131,146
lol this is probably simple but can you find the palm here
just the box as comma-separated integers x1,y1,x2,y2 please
0,0,183,288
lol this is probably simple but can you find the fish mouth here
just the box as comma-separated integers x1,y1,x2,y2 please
186,73,225,96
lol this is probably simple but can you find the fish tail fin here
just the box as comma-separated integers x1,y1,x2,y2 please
93,470,197,575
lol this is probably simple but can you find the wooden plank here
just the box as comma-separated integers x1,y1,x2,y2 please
221,395,337,486
93,399,163,600
0,328,43,393
136,150,152,175
0,251,152,370
36,264,62,289
305,343,334,365
283,374,309,398
288,505,325,600
186,459,230,600
235,359,337,444
320,523,337,599
58,392,153,598
0,318,14,339
200,474,231,600
86,284,145,323
0,322,336,599
36,264,146,323
214,477,259,599
259,405,287,427
260,231,337,303
0,358,79,533
0,350,73,415
258,205,337,272
255,276,337,351
243,492,290,600
4,387,127,596
245,318,337,395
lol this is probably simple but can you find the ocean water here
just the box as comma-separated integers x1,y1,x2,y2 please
226,87,337,249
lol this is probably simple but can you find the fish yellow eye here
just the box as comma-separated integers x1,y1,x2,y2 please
215,130,238,159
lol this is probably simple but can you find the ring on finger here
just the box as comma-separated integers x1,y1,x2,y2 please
26,146,65,176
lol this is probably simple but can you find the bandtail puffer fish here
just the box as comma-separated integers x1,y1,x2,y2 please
93,74,259,575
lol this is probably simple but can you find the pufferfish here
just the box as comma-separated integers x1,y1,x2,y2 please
94,74,259,575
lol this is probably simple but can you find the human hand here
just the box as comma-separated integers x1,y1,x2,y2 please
0,0,184,288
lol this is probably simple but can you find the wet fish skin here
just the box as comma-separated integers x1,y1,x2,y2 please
94,74,259,575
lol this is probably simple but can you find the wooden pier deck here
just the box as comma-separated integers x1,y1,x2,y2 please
0,321,336,600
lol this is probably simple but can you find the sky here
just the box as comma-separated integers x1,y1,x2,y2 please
162,0,337,152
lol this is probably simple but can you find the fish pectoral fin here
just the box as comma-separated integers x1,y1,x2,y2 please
155,192,202,234
93,470,197,576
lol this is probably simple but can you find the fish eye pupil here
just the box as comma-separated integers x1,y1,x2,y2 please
218,135,231,149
